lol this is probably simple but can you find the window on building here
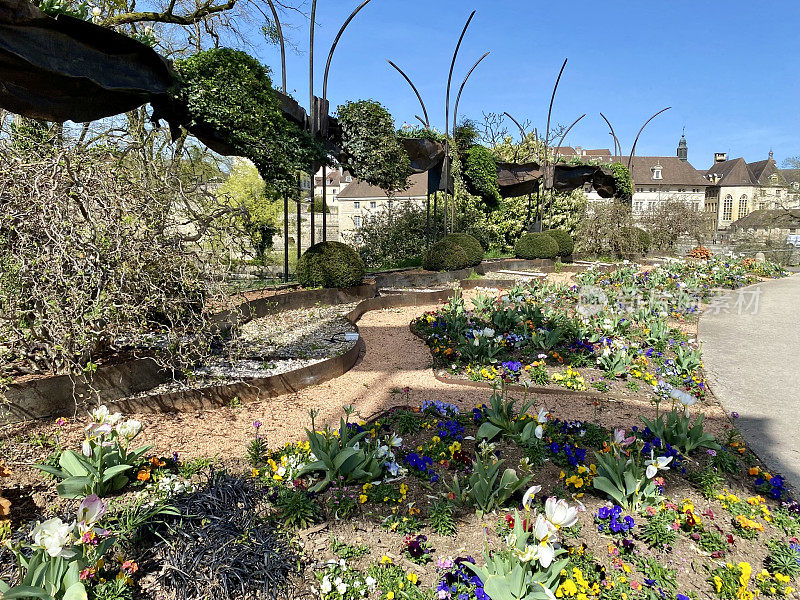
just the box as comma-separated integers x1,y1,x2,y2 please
722,195,733,221
776,190,782,197
651,166,662,180
738,195,748,218
353,201,360,209
353,216,361,227
649,188,655,193
370,201,377,208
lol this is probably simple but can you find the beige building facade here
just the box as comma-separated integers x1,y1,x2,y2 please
335,172,429,242
704,153,794,229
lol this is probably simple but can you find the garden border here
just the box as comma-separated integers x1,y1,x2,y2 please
2,258,625,423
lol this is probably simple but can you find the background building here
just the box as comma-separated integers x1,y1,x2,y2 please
336,172,428,242
703,152,793,229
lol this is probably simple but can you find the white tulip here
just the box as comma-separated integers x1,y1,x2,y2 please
31,518,74,558
522,485,542,511
116,419,142,440
545,496,579,529
82,439,92,457
644,451,673,479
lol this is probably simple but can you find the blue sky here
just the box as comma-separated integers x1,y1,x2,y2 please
248,0,799,168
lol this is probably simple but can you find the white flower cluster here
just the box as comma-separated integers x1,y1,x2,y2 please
83,405,142,456
510,490,581,569
29,495,108,558
315,560,377,598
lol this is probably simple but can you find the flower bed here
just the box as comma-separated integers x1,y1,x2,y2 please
411,257,785,403
4,389,800,600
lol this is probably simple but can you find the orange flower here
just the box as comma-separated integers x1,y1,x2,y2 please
749,467,760,476
149,457,166,468
136,469,151,482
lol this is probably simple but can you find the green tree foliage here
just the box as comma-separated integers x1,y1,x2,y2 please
463,145,501,208
345,203,444,270
173,48,324,187
337,100,411,194
216,158,281,262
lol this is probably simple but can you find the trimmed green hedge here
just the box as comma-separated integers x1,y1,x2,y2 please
296,241,365,288
514,232,559,260
543,229,574,258
442,233,484,267
622,227,652,253
422,239,470,272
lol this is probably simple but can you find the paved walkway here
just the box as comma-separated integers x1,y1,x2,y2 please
700,274,800,488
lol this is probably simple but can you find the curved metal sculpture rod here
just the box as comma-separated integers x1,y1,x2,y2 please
309,0,317,133
265,0,287,94
415,115,428,128
599,112,622,159
503,111,527,141
323,0,375,101
452,51,490,134
445,10,476,139
387,60,430,128
553,113,586,163
627,106,671,169
543,58,568,154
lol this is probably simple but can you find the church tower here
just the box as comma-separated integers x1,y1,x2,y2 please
677,131,688,162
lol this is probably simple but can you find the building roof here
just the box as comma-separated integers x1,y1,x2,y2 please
779,168,800,185
553,146,612,158
336,171,428,199
705,157,787,187
314,169,352,187
589,155,709,187
730,208,800,231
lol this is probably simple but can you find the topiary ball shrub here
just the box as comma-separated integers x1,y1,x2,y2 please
296,241,365,288
422,239,470,272
622,227,652,253
514,232,560,260
442,233,484,267
543,229,574,258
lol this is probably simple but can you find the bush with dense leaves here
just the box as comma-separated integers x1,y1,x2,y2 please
514,232,559,260
422,239,470,272
173,48,323,186
463,145,501,207
297,242,365,289
337,100,411,194
442,233,484,266
543,229,574,258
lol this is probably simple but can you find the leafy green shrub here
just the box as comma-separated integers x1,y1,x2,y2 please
514,232,559,260
337,99,411,193
443,233,484,266
296,241,365,288
422,238,470,272
463,145,501,207
274,487,320,529
543,229,574,257
173,48,322,185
